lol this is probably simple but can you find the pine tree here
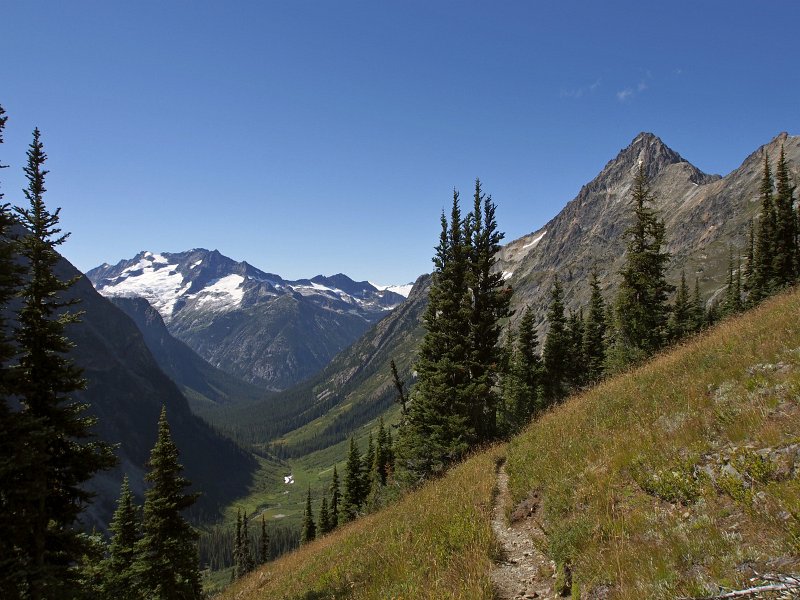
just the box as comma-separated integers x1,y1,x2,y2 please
133,407,202,599
743,220,755,297
721,249,743,317
390,359,407,416
752,153,776,301
565,310,586,389
691,278,705,332
240,510,255,575
300,488,316,545
0,103,27,599
102,475,140,596
258,516,269,564
669,270,694,340
582,271,607,383
328,466,340,529
773,145,797,287
511,306,541,427
343,436,364,522
613,163,673,364
465,179,512,442
14,128,116,599
542,275,570,403
399,193,472,480
232,509,243,579
375,417,389,485
318,496,331,535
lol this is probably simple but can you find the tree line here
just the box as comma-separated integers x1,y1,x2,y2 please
0,106,206,599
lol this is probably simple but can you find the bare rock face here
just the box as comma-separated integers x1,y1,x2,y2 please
498,131,800,333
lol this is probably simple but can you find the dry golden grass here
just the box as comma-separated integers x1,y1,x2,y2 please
219,446,504,600
506,288,800,598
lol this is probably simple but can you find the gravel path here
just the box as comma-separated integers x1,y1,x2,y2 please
491,462,558,599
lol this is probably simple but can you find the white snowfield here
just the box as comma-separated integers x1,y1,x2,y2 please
95,251,408,322
369,282,413,297
522,230,547,250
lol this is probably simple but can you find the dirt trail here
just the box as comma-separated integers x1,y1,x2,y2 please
491,462,558,599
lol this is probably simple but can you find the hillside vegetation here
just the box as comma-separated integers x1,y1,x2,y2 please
222,287,800,599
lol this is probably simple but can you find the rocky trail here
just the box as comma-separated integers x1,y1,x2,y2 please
491,461,559,600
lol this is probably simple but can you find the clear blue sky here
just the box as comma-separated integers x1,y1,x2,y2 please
1,1,798,284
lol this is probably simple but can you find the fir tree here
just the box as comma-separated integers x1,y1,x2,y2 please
240,510,255,575
300,488,316,545
102,475,140,597
390,359,407,416
691,278,705,331
343,436,364,521
773,145,797,287
399,193,472,480
0,103,27,599
565,310,586,389
582,271,607,383
318,496,331,535
328,466,340,529
465,179,512,442
133,407,202,599
542,275,570,402
14,128,115,599
511,306,541,427
752,153,776,301
721,249,743,317
612,163,673,364
669,270,694,340
743,220,755,297
258,516,269,564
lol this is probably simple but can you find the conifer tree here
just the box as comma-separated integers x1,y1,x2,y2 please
466,179,512,442
669,270,694,340
258,516,269,564
328,466,340,529
510,306,541,427
721,249,743,317
582,272,607,383
14,128,115,599
300,488,316,545
743,220,755,297
364,433,374,491
613,164,673,364
399,194,472,480
343,436,364,522
390,359,407,416
318,496,331,535
240,510,255,575
691,278,705,331
102,475,140,596
542,275,570,402
773,145,797,287
0,103,27,599
133,407,202,599
565,310,586,389
232,509,243,579
752,153,776,301
375,417,389,485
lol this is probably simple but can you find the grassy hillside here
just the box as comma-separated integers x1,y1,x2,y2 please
219,287,800,600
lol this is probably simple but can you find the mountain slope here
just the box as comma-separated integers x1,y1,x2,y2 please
499,132,800,327
87,249,406,390
221,286,800,600
51,255,257,529
108,296,267,411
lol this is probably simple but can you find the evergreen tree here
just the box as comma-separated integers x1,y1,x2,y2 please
773,145,797,287
582,271,607,383
300,488,316,545
240,510,255,575
14,128,116,599
510,306,541,428
743,220,755,297
613,164,673,364
232,509,243,579
258,516,269,564
542,275,570,402
565,310,586,389
102,475,140,597
343,436,364,521
721,249,743,317
133,407,202,599
318,496,331,535
375,417,389,485
752,153,776,300
328,466,340,529
668,270,694,340
364,432,374,491
0,103,27,599
465,179,512,442
399,194,472,480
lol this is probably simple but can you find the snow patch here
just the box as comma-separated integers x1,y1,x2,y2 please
192,274,245,310
522,230,547,250
502,271,513,280
370,282,414,297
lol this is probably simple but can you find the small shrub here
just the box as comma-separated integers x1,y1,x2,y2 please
631,457,705,505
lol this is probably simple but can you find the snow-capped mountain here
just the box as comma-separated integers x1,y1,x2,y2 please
86,249,407,390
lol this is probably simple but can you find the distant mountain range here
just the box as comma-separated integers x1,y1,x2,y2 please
86,249,410,390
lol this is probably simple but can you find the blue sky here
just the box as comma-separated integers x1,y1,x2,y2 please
1,1,798,284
